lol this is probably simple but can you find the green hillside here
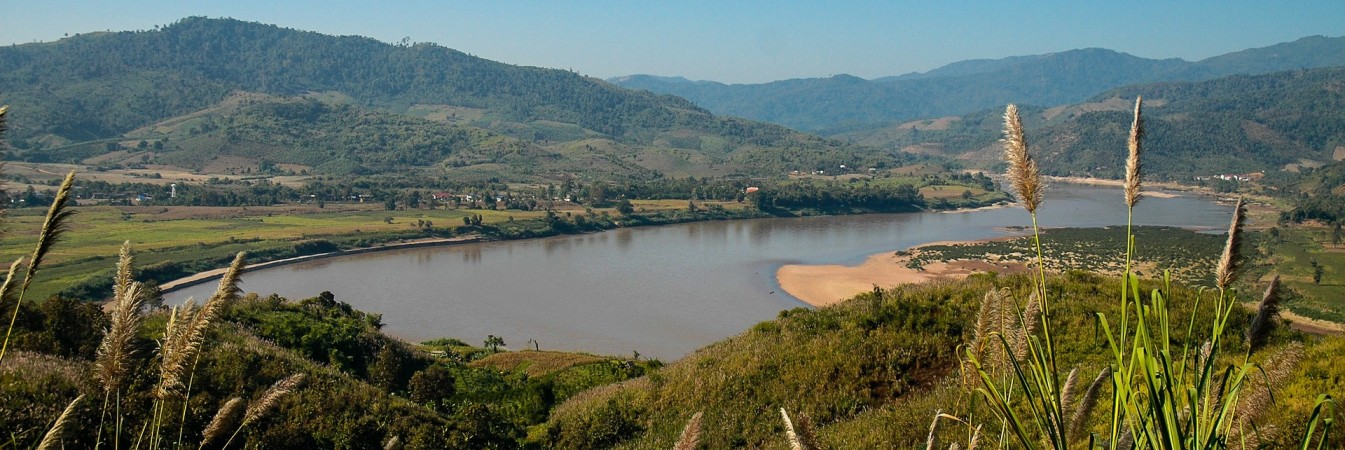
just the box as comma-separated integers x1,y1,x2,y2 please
838,67,1345,181
612,36,1345,132
0,17,909,181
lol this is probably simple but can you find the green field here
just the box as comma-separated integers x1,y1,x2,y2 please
1250,225,1345,323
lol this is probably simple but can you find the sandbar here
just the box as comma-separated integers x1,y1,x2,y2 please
777,241,1028,307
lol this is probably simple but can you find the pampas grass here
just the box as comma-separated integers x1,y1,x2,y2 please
199,397,245,449
781,408,816,450
243,373,306,426
0,170,76,364
1246,275,1282,355
383,435,403,450
222,373,307,449
157,252,247,399
1003,104,1044,214
1124,97,1144,208
1215,197,1246,290
673,411,703,450
960,100,1332,450
95,243,145,393
37,394,84,450
1069,367,1110,442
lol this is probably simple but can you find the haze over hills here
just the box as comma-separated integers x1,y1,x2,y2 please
835,66,1345,181
610,35,1345,133
0,17,907,181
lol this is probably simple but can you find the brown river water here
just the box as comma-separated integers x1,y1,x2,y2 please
168,185,1235,359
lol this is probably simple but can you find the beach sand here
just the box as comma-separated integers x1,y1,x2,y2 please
778,242,1028,307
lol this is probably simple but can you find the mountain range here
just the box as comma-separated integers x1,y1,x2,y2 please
834,66,1345,180
610,36,1345,133
0,17,906,181
4,18,1344,183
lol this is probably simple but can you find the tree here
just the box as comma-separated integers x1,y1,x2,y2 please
484,335,505,352
1333,222,1342,248
407,190,422,209
614,199,635,216
408,364,455,410
368,344,407,392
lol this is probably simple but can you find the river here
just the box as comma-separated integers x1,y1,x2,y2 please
168,185,1236,359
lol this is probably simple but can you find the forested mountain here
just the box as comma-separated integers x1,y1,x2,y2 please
0,17,907,180
610,35,1345,132
836,67,1345,181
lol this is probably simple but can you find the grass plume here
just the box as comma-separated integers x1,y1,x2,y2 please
383,435,403,450
1215,197,1245,290
242,373,307,426
1246,275,1282,355
1003,104,1044,214
1069,366,1110,442
37,394,84,450
1124,96,1144,208
199,397,245,449
95,281,145,393
780,408,816,450
673,411,703,450
0,170,76,364
157,252,247,398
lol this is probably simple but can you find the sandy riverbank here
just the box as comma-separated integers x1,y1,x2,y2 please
777,240,1028,307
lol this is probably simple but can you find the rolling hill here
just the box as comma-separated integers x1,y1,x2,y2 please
834,66,1345,181
0,17,910,181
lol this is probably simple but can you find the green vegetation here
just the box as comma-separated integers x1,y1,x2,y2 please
613,36,1345,132
839,66,1345,181
0,17,925,182
0,200,656,448
1250,225,1345,323
908,226,1226,285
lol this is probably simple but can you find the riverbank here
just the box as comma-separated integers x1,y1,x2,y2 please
157,236,482,294
152,198,1009,298
777,238,1029,307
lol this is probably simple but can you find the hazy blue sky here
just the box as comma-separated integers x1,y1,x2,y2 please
3,1,1343,83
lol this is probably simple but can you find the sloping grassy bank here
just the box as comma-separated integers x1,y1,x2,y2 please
541,272,1341,448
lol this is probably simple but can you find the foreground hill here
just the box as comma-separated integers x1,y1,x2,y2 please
542,273,1342,448
838,66,1345,180
611,36,1345,132
0,17,904,181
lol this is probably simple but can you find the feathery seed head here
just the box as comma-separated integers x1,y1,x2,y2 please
1003,105,1044,214
1215,197,1246,290
23,171,77,293
925,410,944,450
673,411,704,450
95,280,145,393
1125,96,1144,208
1069,366,1111,442
1246,275,1282,354
201,397,246,448
244,373,307,425
383,436,404,450
1060,367,1081,409
36,394,84,450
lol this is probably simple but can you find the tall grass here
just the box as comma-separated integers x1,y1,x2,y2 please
0,110,304,449
956,98,1336,449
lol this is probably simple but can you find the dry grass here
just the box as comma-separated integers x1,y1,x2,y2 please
1002,104,1043,214
1216,197,1246,289
469,350,606,377
673,411,703,450
1124,96,1144,208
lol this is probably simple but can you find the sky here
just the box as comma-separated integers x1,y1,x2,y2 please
3,1,1344,84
